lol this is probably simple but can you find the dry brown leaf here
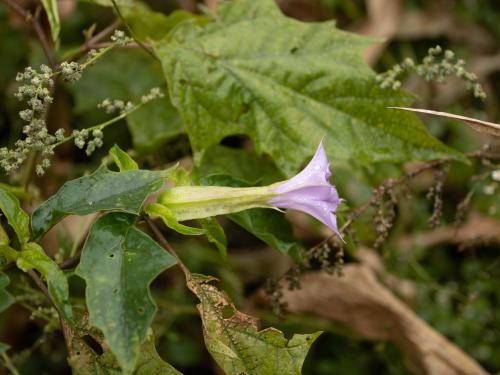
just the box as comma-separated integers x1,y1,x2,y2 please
390,107,500,137
398,212,500,250
280,265,489,375
355,248,416,300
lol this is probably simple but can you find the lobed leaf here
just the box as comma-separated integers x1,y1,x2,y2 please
155,0,464,176
187,273,320,375
75,213,177,373
16,242,74,324
31,166,168,240
109,144,139,171
69,317,182,375
0,187,30,244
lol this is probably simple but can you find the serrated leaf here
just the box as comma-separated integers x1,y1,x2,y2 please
123,6,205,42
0,187,30,244
198,144,283,185
75,213,177,373
71,49,184,152
109,144,139,171
0,272,14,313
16,242,74,324
85,0,204,42
145,203,206,236
31,166,168,240
154,0,463,176
41,0,60,45
187,273,320,375
199,217,227,258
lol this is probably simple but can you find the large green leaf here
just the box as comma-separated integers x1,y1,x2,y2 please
71,49,183,152
16,242,74,324
41,0,60,45
31,166,168,240
187,273,320,375
0,187,30,244
75,213,177,373
154,0,464,176
198,144,283,185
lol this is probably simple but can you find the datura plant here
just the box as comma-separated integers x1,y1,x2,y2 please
157,141,341,235
0,0,497,374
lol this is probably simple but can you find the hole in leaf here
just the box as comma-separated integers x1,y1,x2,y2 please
113,288,119,294
109,254,114,258
81,335,104,355
290,46,298,53
221,305,235,319
220,135,252,149
137,307,145,316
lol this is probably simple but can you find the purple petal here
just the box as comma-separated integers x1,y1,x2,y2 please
273,139,331,194
268,140,342,235
269,186,341,234
270,195,340,234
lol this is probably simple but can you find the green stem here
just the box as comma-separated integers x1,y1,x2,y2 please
1,352,20,375
50,101,145,151
21,151,38,189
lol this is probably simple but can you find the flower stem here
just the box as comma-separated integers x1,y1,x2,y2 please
50,101,145,151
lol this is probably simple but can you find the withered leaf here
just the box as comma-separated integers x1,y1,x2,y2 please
187,273,320,375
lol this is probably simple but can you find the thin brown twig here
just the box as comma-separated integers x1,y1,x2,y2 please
27,270,72,353
110,0,159,61
69,20,122,62
2,0,56,66
144,217,189,273
27,270,54,308
32,6,56,67
1,0,28,17
59,252,82,269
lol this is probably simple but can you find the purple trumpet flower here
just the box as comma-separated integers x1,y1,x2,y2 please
268,140,342,235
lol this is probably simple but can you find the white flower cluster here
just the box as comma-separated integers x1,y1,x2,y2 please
0,65,57,175
376,46,486,100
